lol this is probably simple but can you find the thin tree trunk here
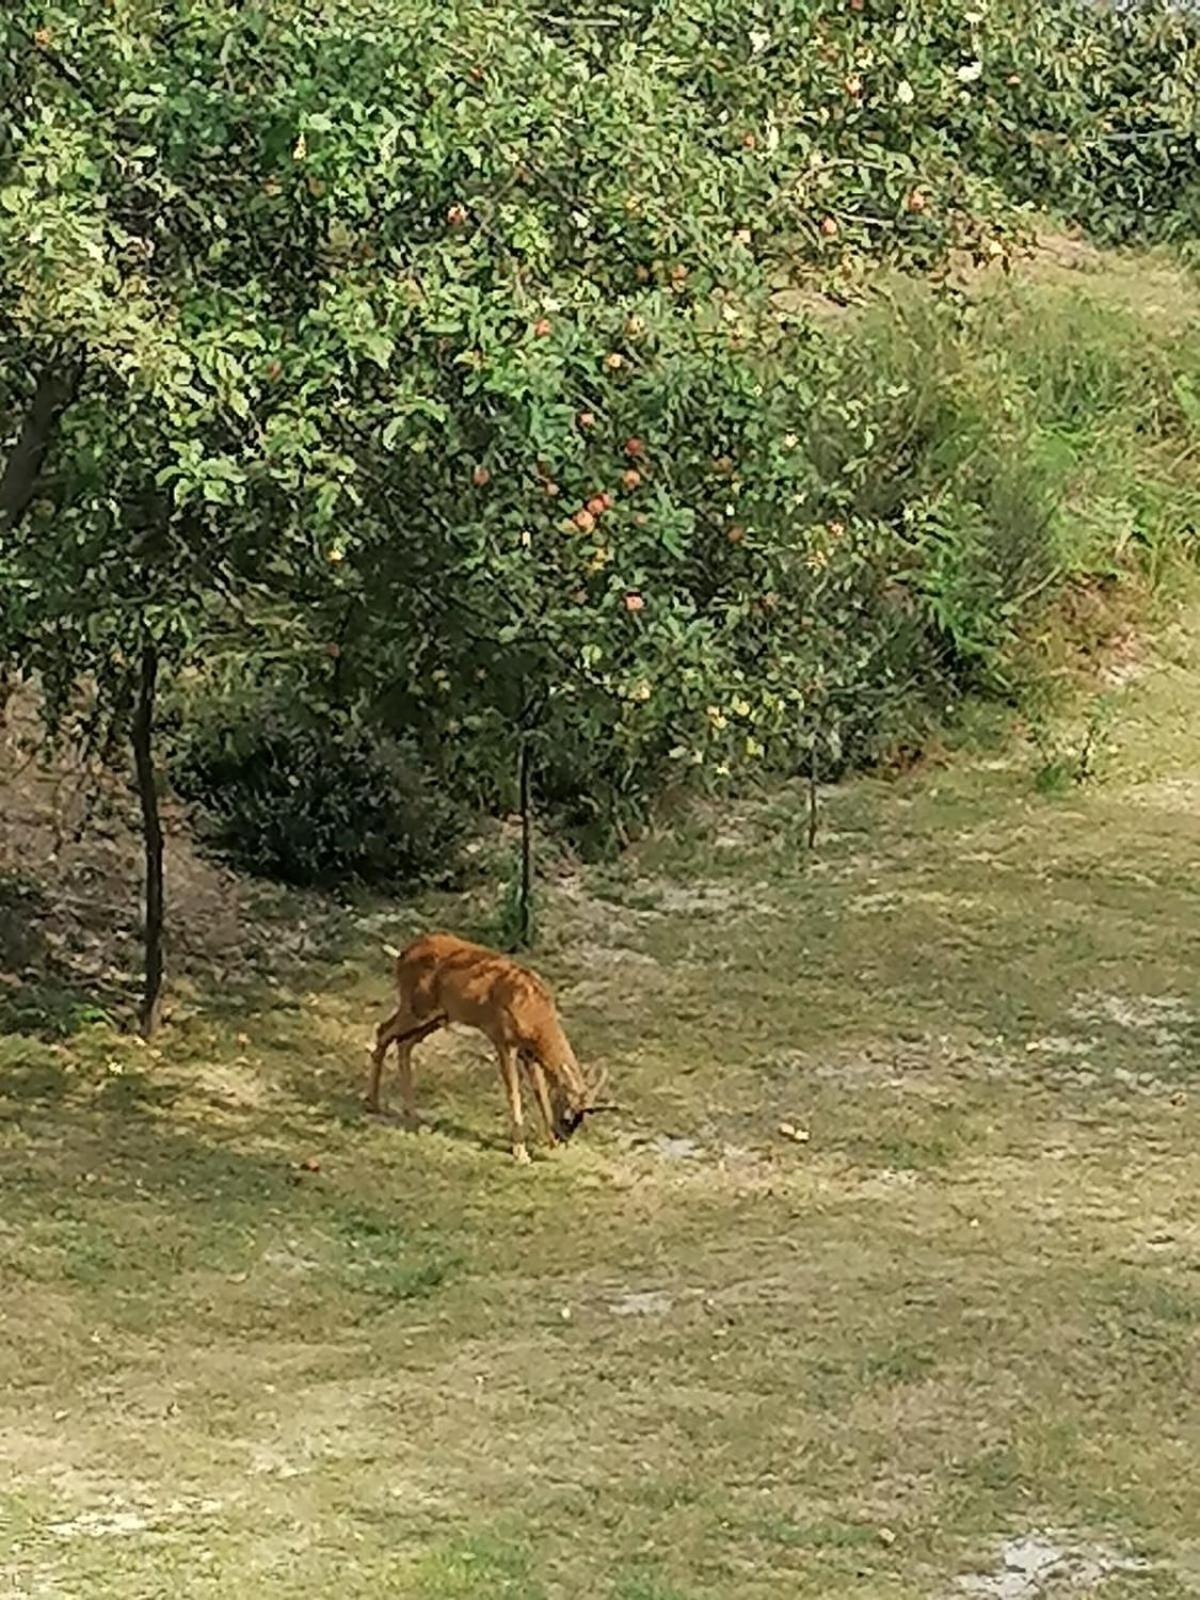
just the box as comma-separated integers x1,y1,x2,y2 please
516,728,534,949
131,642,165,1036
0,358,81,532
807,738,819,851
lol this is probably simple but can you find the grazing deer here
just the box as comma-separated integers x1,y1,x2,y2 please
367,932,611,1162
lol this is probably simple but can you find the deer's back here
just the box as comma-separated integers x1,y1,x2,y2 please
395,932,557,1045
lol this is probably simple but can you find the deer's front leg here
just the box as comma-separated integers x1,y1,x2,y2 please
524,1058,558,1148
497,1046,530,1164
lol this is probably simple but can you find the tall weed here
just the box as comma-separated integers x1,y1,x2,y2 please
811,274,1200,696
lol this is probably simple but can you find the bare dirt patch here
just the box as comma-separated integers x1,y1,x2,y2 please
956,1532,1148,1598
0,694,342,1035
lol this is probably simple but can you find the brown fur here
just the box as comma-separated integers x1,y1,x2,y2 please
367,933,606,1162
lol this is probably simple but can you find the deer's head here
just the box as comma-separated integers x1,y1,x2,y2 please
552,1061,615,1142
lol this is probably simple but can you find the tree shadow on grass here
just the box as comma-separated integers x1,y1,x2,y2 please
1,1072,469,1352
0,860,513,1159
363,1107,522,1159
0,1053,74,1104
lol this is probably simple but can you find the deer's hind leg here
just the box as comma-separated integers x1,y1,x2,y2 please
393,1018,444,1130
367,1007,442,1118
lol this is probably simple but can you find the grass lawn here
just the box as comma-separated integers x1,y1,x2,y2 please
3,603,1200,1598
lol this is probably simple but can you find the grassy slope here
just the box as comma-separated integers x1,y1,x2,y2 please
4,254,1200,1598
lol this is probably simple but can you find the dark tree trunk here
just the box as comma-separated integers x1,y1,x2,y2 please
131,642,165,1037
807,738,820,851
516,729,534,949
0,358,82,714
0,358,81,532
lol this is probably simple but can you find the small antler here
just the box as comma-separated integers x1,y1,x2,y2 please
581,1064,619,1113
586,1062,610,1105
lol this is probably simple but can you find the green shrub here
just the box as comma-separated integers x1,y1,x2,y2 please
172,696,467,890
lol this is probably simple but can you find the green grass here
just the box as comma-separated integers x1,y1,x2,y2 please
410,1533,547,1599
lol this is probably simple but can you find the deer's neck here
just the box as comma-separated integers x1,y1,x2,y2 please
525,1017,583,1096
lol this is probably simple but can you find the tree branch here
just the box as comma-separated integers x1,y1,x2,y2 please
0,357,82,535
